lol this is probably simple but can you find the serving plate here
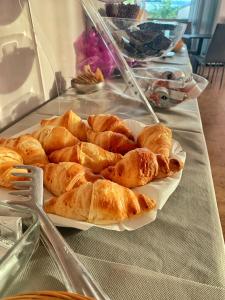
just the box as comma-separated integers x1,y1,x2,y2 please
0,119,186,231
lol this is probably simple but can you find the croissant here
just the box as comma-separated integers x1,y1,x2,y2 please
101,148,158,188
137,124,172,159
155,155,184,179
0,146,27,188
86,128,136,155
43,162,102,196
44,179,156,224
49,142,123,173
0,134,49,165
40,110,88,141
0,167,28,188
0,146,23,171
33,126,79,154
88,114,134,140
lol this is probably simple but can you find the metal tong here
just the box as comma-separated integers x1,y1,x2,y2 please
9,165,110,300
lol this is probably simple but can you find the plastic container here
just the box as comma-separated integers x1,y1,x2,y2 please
103,18,186,62
134,67,208,108
106,1,145,19
97,0,146,20
81,0,159,122
0,202,40,297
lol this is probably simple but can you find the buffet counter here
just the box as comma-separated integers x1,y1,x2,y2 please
2,81,225,299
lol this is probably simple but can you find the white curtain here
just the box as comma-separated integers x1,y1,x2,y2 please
189,0,221,34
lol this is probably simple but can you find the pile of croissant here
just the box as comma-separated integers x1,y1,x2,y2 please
0,110,183,225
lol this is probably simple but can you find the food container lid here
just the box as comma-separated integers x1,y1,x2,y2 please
133,66,191,88
133,67,208,108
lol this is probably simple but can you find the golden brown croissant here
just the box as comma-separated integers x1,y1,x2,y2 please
33,126,79,154
0,167,28,188
101,148,158,188
43,162,102,196
0,146,23,171
137,124,172,159
0,146,27,188
86,128,137,155
0,134,49,165
49,142,123,173
155,155,184,179
88,114,134,140
40,110,88,141
44,179,156,224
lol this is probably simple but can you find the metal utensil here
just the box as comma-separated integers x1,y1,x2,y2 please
72,81,105,94
9,165,110,300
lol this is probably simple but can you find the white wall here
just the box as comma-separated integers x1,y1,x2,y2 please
29,0,85,100
0,0,44,130
0,0,85,130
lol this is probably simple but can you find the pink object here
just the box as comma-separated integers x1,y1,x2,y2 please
74,29,116,78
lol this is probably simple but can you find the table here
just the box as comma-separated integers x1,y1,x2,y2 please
150,45,193,73
2,54,225,299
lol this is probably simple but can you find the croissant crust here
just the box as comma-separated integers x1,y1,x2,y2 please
87,129,136,155
155,155,184,179
44,179,156,224
101,148,158,188
33,126,79,154
0,146,27,188
0,146,23,172
137,124,172,159
49,142,123,173
40,110,88,141
88,114,134,140
43,162,102,196
0,134,49,165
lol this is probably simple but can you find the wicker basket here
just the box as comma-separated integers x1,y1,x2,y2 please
2,291,94,300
